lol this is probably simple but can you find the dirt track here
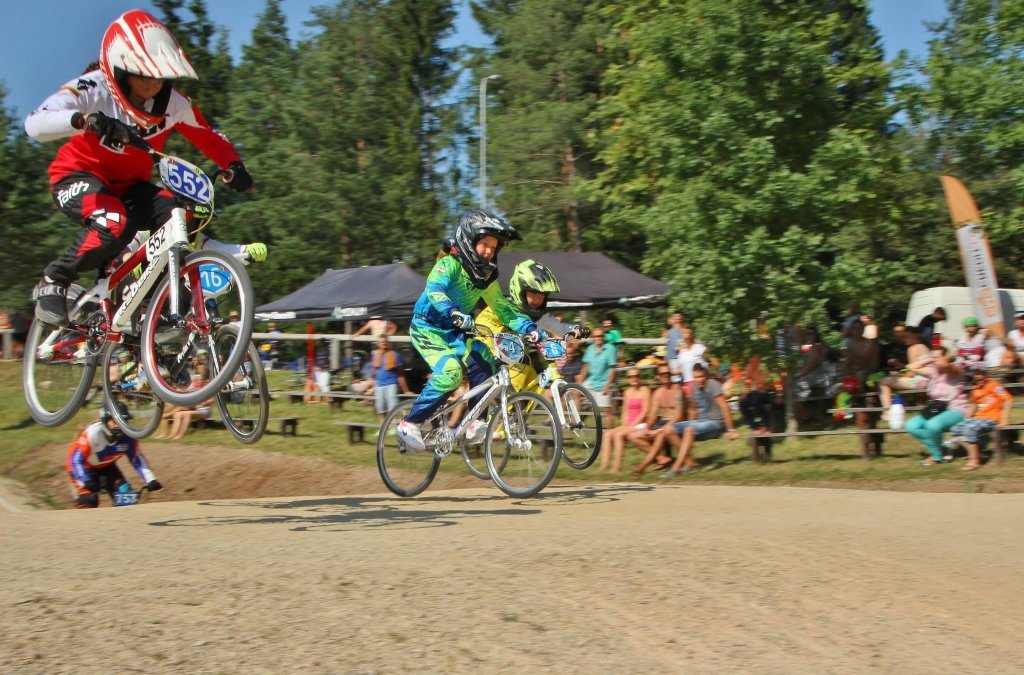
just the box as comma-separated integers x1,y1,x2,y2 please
2,474,1023,674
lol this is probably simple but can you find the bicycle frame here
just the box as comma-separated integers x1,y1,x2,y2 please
36,207,204,368
446,367,511,441
421,326,528,457
526,340,575,427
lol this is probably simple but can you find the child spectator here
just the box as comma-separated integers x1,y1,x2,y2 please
945,365,1012,471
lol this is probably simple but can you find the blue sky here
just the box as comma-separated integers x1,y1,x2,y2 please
1,0,946,121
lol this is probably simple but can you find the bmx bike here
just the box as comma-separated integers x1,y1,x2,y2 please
23,124,257,431
377,324,562,498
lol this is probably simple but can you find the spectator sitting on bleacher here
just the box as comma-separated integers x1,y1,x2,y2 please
629,365,684,475
349,356,376,399
954,316,986,367
944,364,1012,472
879,327,932,420
1007,311,1024,367
659,363,739,477
918,306,946,347
598,368,651,473
879,322,909,372
905,345,968,466
156,362,212,439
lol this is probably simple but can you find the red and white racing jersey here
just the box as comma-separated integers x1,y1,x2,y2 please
25,69,239,194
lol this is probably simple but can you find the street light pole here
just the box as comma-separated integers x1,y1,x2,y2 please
478,74,500,209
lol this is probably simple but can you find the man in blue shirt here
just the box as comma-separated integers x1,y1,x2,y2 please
579,327,619,429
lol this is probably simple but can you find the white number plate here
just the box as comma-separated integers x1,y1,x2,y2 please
158,157,214,204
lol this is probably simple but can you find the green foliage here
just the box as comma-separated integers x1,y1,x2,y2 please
9,0,1024,356
0,86,67,308
586,0,922,355
915,0,1024,288
154,0,233,123
472,0,611,252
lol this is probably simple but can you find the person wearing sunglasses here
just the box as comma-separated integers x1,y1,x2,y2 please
629,366,684,475
599,369,652,473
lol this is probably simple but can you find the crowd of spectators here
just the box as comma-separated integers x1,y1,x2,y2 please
185,303,1024,473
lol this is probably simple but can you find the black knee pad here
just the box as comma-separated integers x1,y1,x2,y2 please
75,493,100,508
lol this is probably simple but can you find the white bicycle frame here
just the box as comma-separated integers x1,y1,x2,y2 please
533,340,581,429
35,209,191,361
424,328,532,457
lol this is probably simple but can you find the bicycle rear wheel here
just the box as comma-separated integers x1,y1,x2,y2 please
100,339,164,439
22,321,98,427
140,249,254,406
377,400,440,497
213,324,269,444
486,391,562,498
556,382,603,470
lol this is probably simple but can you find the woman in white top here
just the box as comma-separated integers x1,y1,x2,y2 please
670,328,707,385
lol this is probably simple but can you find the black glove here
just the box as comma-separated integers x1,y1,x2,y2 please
81,111,135,147
81,479,99,494
146,480,163,492
569,325,591,340
226,162,254,192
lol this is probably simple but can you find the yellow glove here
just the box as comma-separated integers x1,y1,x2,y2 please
245,243,268,262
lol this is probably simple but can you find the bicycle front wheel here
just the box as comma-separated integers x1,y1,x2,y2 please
213,325,269,444
100,339,164,439
556,382,603,470
486,391,562,498
22,321,98,427
377,400,440,497
460,402,508,479
140,249,255,406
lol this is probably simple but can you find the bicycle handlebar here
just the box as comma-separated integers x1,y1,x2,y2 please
99,119,234,185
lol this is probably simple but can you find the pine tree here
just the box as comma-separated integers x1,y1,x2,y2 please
472,0,611,252
0,86,69,307
153,0,233,123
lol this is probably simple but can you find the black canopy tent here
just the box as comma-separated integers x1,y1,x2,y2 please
255,253,668,323
255,263,426,322
498,251,669,310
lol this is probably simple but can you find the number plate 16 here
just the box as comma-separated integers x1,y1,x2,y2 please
158,157,214,205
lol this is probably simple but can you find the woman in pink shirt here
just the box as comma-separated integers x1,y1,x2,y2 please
598,368,652,473
904,346,969,466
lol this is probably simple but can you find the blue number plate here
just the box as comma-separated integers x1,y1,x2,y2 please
199,264,233,294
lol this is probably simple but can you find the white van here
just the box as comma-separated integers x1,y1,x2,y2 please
906,286,1024,348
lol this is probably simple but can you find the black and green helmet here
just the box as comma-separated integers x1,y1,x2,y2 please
509,259,560,320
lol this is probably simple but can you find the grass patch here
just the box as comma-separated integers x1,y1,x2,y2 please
4,361,1024,497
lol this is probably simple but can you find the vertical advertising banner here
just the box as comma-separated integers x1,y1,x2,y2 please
956,224,1004,337
941,176,1005,338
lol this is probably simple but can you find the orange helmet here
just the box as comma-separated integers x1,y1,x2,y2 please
100,9,198,127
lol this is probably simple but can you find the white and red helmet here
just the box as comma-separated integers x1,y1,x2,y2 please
100,9,198,127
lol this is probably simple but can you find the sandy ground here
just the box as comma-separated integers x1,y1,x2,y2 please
1,442,1023,674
